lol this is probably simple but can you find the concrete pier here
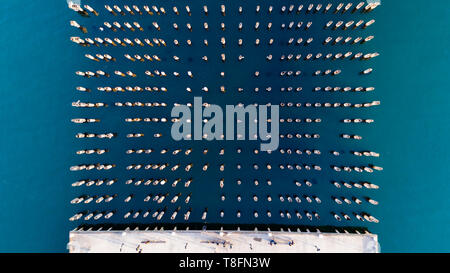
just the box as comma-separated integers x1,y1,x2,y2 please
68,230,379,253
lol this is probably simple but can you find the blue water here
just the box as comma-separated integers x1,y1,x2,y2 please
0,0,449,252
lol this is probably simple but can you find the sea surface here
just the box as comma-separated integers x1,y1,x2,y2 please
0,0,449,252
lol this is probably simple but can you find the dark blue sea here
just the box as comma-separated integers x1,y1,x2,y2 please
0,0,449,252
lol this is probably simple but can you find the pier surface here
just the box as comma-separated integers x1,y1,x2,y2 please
68,230,379,253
